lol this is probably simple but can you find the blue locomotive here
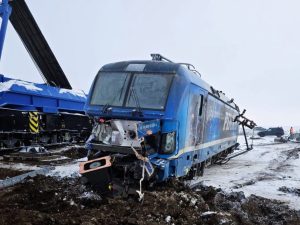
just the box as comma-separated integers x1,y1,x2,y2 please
80,54,249,195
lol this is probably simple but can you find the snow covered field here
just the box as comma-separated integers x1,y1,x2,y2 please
202,135,300,210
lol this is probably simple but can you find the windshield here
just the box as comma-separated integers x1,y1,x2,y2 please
90,72,130,106
90,72,173,110
126,73,173,110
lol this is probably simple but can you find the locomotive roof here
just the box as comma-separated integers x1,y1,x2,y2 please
100,60,239,111
101,60,180,74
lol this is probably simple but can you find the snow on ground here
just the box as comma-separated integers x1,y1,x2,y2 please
1,135,300,210
46,157,87,178
202,135,300,210
40,156,69,162
0,156,87,179
47,162,80,178
0,162,39,171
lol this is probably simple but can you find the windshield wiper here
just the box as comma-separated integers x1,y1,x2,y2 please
102,103,112,114
119,75,128,101
130,87,143,117
102,75,129,114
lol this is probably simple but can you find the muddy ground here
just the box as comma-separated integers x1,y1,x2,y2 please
0,174,300,225
1,143,300,225
0,168,30,180
1,146,87,166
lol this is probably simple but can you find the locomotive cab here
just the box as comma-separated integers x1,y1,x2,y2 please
85,61,183,159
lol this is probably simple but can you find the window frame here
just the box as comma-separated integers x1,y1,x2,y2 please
89,72,131,107
89,71,175,111
198,94,204,116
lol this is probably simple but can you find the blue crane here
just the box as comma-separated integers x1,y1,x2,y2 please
0,0,11,59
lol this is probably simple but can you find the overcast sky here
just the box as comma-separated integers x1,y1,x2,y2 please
0,0,299,126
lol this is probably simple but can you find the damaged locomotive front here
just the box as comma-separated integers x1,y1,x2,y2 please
80,119,161,196
80,55,244,198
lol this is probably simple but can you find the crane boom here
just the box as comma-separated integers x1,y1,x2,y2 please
9,0,72,89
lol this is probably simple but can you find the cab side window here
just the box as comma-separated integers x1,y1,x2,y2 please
198,95,204,116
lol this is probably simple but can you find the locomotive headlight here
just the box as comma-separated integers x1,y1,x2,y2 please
161,132,176,154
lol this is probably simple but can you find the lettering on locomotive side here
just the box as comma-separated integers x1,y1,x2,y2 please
223,111,237,131
137,120,161,138
140,124,156,130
